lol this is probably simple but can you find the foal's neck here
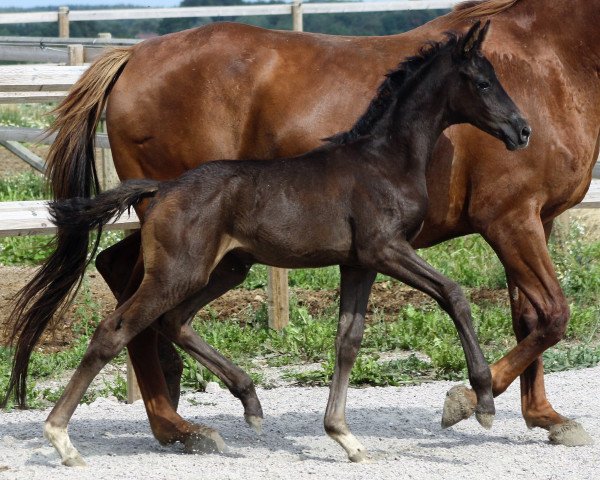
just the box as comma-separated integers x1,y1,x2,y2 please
377,68,452,174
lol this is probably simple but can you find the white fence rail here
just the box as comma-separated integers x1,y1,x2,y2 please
0,200,139,237
0,36,138,63
0,2,464,37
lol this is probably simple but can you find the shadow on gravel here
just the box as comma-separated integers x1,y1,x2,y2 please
2,404,539,467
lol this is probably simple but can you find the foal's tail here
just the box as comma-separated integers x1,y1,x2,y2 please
3,180,158,407
1,48,132,408
50,180,160,233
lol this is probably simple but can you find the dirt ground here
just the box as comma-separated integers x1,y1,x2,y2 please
0,264,511,351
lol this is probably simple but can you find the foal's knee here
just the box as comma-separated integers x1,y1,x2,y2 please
440,281,471,318
88,315,130,363
335,319,364,364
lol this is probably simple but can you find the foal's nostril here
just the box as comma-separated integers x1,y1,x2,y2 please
520,125,532,142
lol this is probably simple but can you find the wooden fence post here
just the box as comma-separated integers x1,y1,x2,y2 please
58,6,69,38
292,0,303,32
126,353,142,403
268,267,290,331
67,44,83,66
96,112,140,402
265,1,304,332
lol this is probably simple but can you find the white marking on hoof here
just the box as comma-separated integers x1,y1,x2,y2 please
548,421,594,447
244,414,263,435
329,431,368,463
475,412,494,430
348,449,369,463
441,385,475,429
62,454,87,467
183,429,227,454
44,422,86,467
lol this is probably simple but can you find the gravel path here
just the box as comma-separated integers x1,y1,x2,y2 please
1,365,598,480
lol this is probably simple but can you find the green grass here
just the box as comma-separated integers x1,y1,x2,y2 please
0,104,54,130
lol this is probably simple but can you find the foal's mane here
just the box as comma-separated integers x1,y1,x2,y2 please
327,34,460,145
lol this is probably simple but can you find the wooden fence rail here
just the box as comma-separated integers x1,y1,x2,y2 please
0,36,138,63
0,2,464,37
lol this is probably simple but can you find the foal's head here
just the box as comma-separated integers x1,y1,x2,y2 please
329,21,530,152
443,21,531,150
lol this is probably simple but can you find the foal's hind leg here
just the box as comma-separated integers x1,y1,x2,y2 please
324,266,376,462
44,279,215,466
155,313,265,444
362,241,495,428
96,232,184,407
152,263,265,435
97,238,263,443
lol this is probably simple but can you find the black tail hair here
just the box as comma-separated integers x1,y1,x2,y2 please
2,179,159,408
50,179,160,231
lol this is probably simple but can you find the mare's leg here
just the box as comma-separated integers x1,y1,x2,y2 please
363,241,495,427
44,272,222,466
97,238,264,445
442,216,592,445
96,231,183,407
323,266,376,463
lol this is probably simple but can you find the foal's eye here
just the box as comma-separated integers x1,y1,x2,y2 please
477,81,491,91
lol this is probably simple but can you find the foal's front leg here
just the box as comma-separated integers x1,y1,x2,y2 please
324,266,376,462
363,241,495,429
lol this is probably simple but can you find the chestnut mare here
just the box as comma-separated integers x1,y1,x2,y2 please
43,24,528,465
5,0,599,450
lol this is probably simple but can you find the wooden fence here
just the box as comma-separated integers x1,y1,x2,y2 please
0,36,138,63
0,2,465,38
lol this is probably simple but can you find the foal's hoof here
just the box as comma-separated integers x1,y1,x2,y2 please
184,429,227,454
548,421,594,447
62,454,87,467
348,449,369,463
441,385,475,429
245,414,263,434
475,412,494,430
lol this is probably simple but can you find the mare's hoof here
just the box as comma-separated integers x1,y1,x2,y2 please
475,412,494,430
62,454,87,467
184,429,227,454
348,449,369,463
548,421,594,447
441,385,475,429
245,414,263,434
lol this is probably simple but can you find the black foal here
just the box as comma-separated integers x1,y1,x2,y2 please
43,21,530,465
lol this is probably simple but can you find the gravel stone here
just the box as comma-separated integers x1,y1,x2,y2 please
0,365,598,479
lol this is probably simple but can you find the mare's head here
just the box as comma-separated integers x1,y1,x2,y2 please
445,20,530,150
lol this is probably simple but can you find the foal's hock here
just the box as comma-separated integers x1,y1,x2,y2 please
43,21,529,466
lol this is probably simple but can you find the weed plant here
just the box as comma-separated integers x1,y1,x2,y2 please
0,104,54,130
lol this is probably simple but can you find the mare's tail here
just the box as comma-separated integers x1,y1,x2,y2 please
2,48,133,407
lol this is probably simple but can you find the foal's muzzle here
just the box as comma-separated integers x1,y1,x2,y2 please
503,116,531,151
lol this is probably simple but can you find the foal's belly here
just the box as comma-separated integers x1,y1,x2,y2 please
234,212,355,269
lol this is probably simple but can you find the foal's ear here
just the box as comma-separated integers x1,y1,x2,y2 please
476,20,491,48
460,20,490,58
